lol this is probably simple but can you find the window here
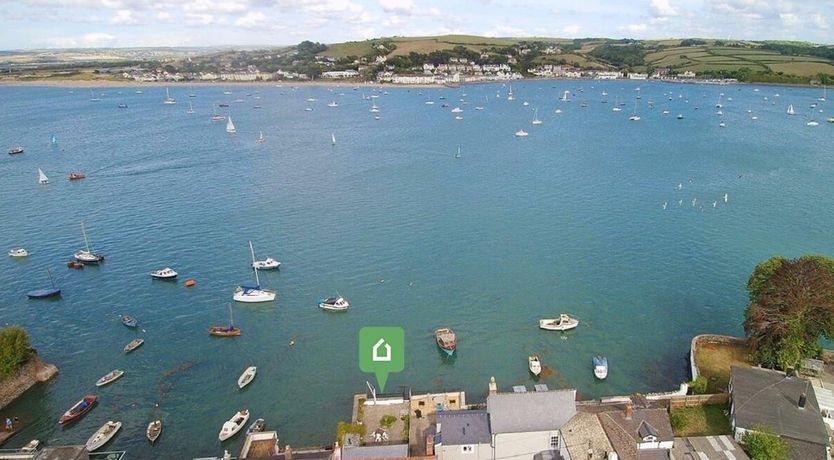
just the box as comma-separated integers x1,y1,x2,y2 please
461,445,474,454
549,435,559,449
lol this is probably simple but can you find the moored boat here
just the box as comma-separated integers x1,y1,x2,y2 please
233,242,276,303
238,366,257,389
593,355,608,380
147,420,162,443
150,267,178,279
8,146,24,155
85,421,121,451
124,338,144,353
319,296,349,311
528,355,542,376
435,328,457,355
68,172,87,180
245,418,265,436
27,268,61,299
219,410,250,441
9,247,28,257
252,257,281,270
95,369,124,387
66,260,84,269
210,303,241,337
539,314,579,331
58,395,97,425
121,315,138,328
73,222,104,264
514,129,529,137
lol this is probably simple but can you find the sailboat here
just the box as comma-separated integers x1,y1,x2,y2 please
370,101,380,113
455,146,461,158
233,241,276,303
209,303,241,336
507,85,515,101
787,104,796,115
331,133,336,145
90,89,101,102
186,100,195,114
820,85,827,102
51,135,57,145
163,87,176,105
226,117,236,134
37,168,49,184
612,97,622,112
256,131,266,144
27,268,61,299
531,108,543,125
73,222,104,264
628,100,640,121
560,90,570,102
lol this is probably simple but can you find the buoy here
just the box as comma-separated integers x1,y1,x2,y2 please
184,278,196,288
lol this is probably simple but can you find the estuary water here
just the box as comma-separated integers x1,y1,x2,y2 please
0,80,832,458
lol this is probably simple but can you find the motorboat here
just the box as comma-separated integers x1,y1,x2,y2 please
238,366,257,389
121,315,138,328
529,356,542,376
68,172,86,180
451,107,463,113
58,395,97,425
219,409,250,441
85,421,121,451
319,296,349,311
245,418,265,436
9,248,28,257
147,420,162,443
124,338,144,353
628,115,641,121
593,355,608,379
150,267,178,279
435,327,457,356
514,129,529,137
252,257,280,270
539,314,579,331
95,369,124,387
211,114,226,122
8,146,24,155
327,101,338,107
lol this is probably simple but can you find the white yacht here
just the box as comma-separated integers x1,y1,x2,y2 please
514,129,529,137
163,88,176,105
234,242,277,303
319,296,350,311
150,267,178,279
8,247,28,257
226,117,236,134
74,222,104,264
539,314,579,331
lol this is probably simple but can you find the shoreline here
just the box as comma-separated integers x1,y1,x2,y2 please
0,354,59,411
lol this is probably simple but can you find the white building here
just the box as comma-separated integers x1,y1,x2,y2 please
321,70,360,79
594,71,621,80
628,73,648,80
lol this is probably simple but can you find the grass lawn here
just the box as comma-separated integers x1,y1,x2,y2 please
672,405,733,437
695,340,752,393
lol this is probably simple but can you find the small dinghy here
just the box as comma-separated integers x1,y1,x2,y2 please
95,369,124,387
66,260,84,269
58,394,97,425
246,418,265,436
146,420,162,443
218,409,249,441
319,296,349,311
150,267,178,279
435,328,457,356
124,338,144,353
8,247,28,257
121,315,138,328
238,366,257,389
593,355,608,380
27,268,61,299
539,314,579,331
68,172,86,180
85,421,121,451
528,355,542,376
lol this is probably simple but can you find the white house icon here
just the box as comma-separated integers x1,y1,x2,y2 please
372,338,392,362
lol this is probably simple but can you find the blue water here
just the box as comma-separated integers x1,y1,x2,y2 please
0,80,832,458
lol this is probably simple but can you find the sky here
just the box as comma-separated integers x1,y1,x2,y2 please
0,0,832,50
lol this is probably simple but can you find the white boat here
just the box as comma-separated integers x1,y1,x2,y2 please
219,410,250,441
560,90,570,102
252,257,280,270
150,267,178,279
539,314,579,331
629,100,640,121
187,100,195,114
455,146,461,159
257,131,266,144
95,369,124,387
331,133,336,145
528,356,542,376
807,120,820,127
238,366,257,389
554,109,562,114
38,168,48,184
787,104,796,115
327,101,338,107
451,107,463,113
163,88,176,105
514,129,529,137
234,241,277,303
370,102,380,113
147,420,162,443
8,247,28,257
226,117,236,134
522,101,529,106
74,222,104,264
593,356,608,379
86,421,122,451
531,108,542,125
677,114,684,120
90,89,101,102
507,85,515,101
319,296,349,311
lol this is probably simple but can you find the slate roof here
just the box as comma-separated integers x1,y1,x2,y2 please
487,389,576,434
598,408,673,460
730,366,829,446
671,436,750,460
437,410,491,445
561,412,614,460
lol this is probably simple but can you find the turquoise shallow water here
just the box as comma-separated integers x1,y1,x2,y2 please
0,80,832,458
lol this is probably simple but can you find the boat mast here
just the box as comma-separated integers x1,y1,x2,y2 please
228,303,235,328
47,268,56,289
81,222,92,253
249,241,261,287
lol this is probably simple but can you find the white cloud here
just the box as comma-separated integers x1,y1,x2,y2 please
235,10,267,28
157,11,172,21
185,12,217,25
812,13,829,30
485,24,530,37
111,8,138,24
779,12,799,26
183,0,246,13
649,0,678,17
379,0,413,15
563,24,581,35
619,23,648,33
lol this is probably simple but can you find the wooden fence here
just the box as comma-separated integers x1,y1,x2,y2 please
669,393,729,409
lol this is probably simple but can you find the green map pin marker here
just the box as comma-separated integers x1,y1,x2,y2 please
359,327,404,392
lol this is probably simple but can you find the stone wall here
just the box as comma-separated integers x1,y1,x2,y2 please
0,354,59,410
689,334,746,381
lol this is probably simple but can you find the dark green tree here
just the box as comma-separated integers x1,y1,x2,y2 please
744,255,834,369
742,426,790,460
0,326,32,378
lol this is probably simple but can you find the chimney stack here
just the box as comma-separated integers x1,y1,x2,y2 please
489,377,498,395
799,393,807,409
624,403,634,420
